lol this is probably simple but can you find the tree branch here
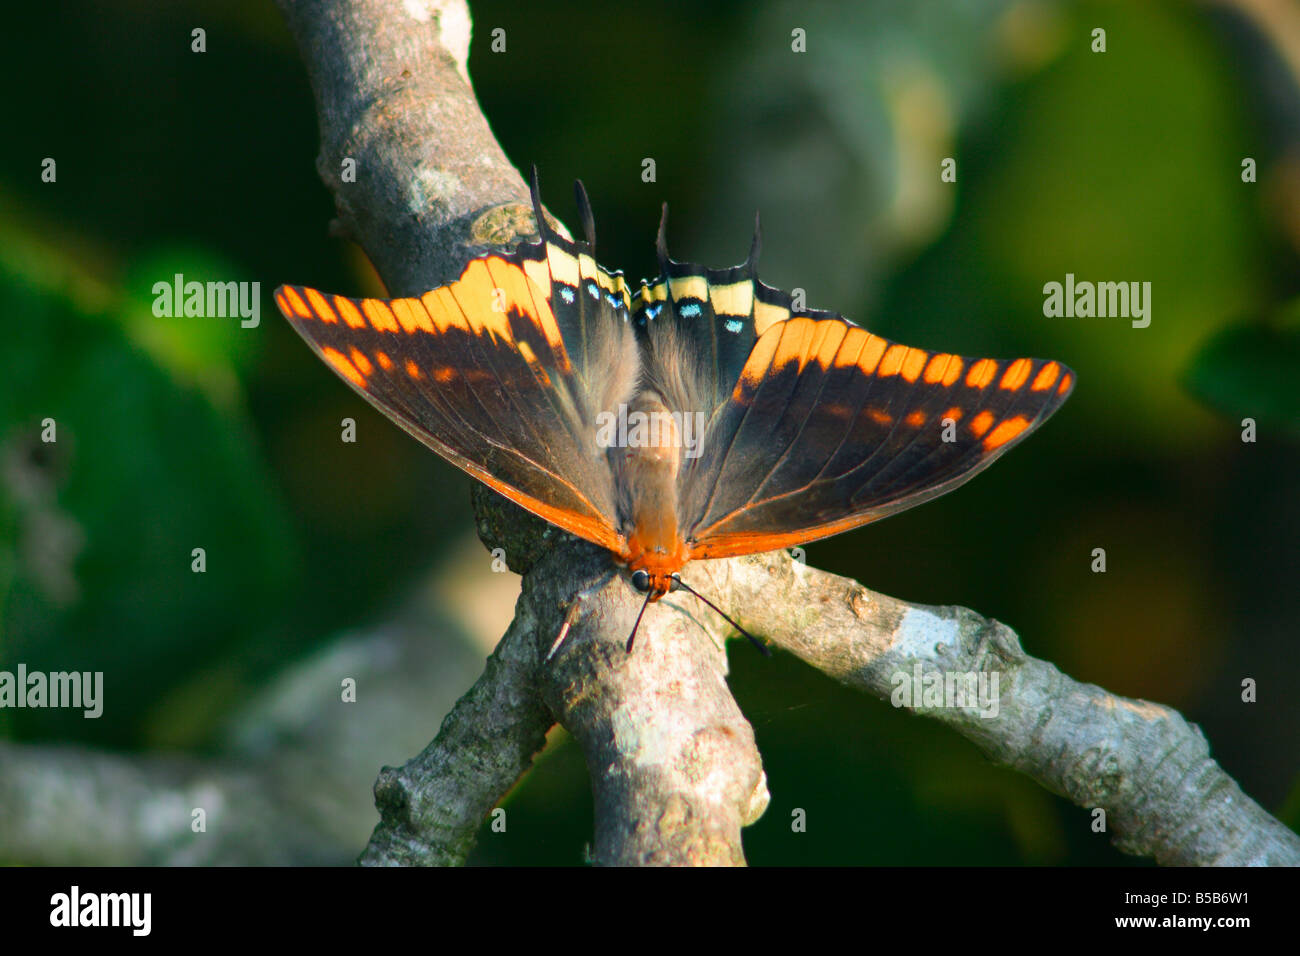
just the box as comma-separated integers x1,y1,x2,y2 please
713,550,1300,866
276,0,1300,867
359,521,767,866
359,594,552,866
275,0,538,296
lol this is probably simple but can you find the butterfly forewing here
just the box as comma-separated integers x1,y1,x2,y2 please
274,237,636,554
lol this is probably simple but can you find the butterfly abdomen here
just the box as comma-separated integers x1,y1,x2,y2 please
611,390,689,597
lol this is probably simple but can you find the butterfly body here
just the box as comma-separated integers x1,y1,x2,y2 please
614,389,689,599
276,173,1074,610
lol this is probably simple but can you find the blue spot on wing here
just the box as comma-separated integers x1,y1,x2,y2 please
679,302,702,319
724,318,744,334
559,286,576,304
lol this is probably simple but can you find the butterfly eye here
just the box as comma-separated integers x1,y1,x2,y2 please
631,570,650,592
669,573,682,593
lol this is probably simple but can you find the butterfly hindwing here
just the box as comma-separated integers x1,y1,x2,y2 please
274,231,637,554
631,242,838,417
631,253,1073,559
685,316,1073,557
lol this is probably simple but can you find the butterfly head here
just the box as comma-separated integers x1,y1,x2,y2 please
625,567,772,659
620,516,689,602
630,568,682,600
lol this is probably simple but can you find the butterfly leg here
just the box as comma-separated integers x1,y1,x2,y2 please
544,567,618,662
544,605,581,662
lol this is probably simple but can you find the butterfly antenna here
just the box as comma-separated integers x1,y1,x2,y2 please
625,589,655,653
656,202,671,276
748,209,762,276
529,165,550,243
674,579,771,657
574,179,597,251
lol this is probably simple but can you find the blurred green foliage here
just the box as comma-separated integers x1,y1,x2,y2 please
1184,301,1300,435
0,237,296,745
1,0,1296,865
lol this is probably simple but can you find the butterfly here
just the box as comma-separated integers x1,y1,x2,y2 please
275,170,1074,651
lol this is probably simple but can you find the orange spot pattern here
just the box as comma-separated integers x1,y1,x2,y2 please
878,344,907,377
966,359,997,389
305,288,338,323
391,298,434,334
362,299,400,333
322,347,366,388
983,416,1031,450
1000,359,1032,391
969,410,995,438
857,335,887,373
349,347,373,376
1031,361,1060,392
900,348,927,383
334,296,366,329
282,288,310,318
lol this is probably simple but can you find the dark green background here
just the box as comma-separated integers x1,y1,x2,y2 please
1,0,1297,865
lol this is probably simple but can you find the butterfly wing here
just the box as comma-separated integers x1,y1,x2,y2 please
633,257,1073,559
275,229,639,555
